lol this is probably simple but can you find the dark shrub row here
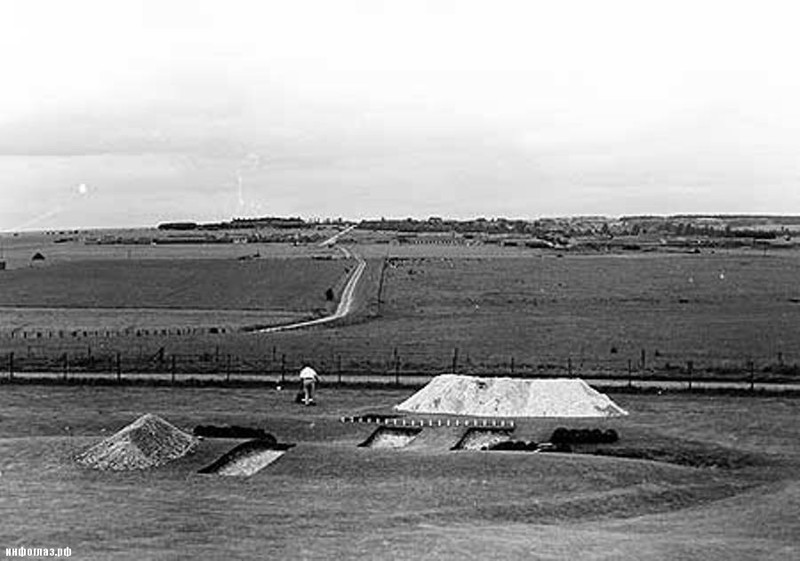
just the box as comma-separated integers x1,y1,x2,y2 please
550,427,619,445
488,440,538,451
485,440,573,453
194,425,276,442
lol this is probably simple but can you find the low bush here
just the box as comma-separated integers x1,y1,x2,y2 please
193,425,276,442
487,440,538,452
550,427,619,445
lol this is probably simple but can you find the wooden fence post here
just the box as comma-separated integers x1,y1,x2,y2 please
171,355,177,384
281,354,286,384
116,352,121,382
451,347,459,373
627,358,632,388
749,360,755,392
8,352,13,381
394,347,400,386
687,360,693,391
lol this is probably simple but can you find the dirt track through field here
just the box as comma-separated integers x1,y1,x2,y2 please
255,246,366,333
319,224,357,247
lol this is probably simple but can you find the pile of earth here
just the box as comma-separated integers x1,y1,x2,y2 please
395,375,628,418
76,414,198,470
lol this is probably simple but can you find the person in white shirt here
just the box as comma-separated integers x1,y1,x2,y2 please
298,365,320,406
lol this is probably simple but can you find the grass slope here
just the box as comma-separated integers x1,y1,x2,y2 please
1,388,797,560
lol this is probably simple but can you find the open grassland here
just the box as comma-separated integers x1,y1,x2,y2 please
0,387,797,559
4,239,800,382
53,246,798,380
0,258,347,310
252,247,800,378
371,250,800,362
0,227,342,269
0,252,354,333
0,307,308,333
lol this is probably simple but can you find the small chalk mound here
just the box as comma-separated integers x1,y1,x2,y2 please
452,428,514,451
359,426,421,449
76,414,198,471
198,439,294,476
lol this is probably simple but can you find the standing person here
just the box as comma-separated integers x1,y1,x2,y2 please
298,365,320,406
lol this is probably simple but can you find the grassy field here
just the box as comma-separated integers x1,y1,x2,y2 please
293,246,800,378
51,246,797,380
2,230,799,559
0,258,348,310
0,250,354,333
4,233,800,382
371,249,800,363
0,386,797,559
0,307,309,333
0,227,342,269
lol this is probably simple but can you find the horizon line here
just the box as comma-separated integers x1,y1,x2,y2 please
5,212,800,234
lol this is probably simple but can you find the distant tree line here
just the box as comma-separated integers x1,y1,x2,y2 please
617,219,783,239
156,214,795,240
158,217,312,231
358,217,551,235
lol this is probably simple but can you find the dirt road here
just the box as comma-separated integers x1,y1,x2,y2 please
319,224,357,247
255,246,366,333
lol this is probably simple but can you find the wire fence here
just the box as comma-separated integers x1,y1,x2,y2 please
3,345,800,389
1,326,233,339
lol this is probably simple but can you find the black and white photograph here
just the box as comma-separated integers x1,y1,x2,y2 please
1,1,799,559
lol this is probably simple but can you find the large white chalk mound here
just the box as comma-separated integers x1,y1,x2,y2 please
77,414,198,470
394,375,628,418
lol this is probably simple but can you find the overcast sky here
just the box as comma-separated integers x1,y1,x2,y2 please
2,0,800,229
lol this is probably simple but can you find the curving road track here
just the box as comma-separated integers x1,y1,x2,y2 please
254,246,366,334
318,224,357,247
